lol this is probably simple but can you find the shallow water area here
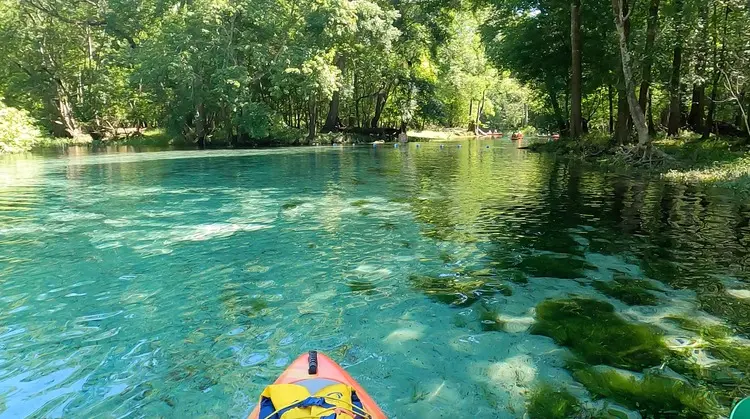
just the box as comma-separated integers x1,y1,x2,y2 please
1,140,749,418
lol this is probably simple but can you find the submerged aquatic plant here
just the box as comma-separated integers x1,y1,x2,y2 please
573,366,724,417
281,200,304,210
347,279,377,293
531,298,668,370
509,270,529,284
592,280,659,306
699,292,750,336
664,316,750,406
517,254,595,279
664,316,731,340
409,274,512,307
477,304,506,332
526,383,581,419
409,383,430,403
351,199,370,207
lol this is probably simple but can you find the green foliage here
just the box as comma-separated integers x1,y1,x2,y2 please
531,298,669,370
2,0,747,150
572,366,723,417
0,101,44,153
527,383,581,419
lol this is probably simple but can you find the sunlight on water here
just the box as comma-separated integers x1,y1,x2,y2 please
1,141,749,417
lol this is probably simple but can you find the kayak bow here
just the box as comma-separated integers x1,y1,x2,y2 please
249,351,387,419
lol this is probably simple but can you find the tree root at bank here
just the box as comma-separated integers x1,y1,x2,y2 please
607,145,674,168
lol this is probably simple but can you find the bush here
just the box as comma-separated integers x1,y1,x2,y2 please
0,101,44,153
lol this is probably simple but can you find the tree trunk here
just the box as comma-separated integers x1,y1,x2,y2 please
736,90,747,129
195,101,206,148
608,83,614,134
570,0,583,138
45,79,79,138
547,81,567,134
703,6,730,140
614,0,631,145
687,2,709,131
615,90,630,145
474,89,486,135
612,0,649,147
667,45,683,136
648,90,656,135
370,86,389,128
638,0,660,113
307,95,317,141
524,103,529,126
322,54,345,132
688,83,706,132
667,0,684,137
704,75,720,139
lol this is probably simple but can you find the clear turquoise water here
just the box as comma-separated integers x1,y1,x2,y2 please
1,141,749,418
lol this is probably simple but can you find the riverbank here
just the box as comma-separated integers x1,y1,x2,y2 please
16,129,398,152
530,133,750,191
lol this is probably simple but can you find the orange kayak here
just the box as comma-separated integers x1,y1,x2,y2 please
248,351,387,419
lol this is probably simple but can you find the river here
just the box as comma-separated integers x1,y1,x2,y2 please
1,139,748,417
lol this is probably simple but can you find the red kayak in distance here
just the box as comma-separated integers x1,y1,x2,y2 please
248,351,387,419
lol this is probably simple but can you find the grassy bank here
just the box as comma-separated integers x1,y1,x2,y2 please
407,128,476,140
530,132,750,191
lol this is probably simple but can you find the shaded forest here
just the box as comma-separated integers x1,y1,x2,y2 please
0,0,748,150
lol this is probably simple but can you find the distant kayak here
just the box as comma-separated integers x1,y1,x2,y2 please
249,351,387,419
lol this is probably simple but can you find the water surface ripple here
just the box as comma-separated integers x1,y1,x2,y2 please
1,141,749,417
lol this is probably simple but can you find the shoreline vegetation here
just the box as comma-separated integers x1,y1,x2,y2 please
529,132,750,192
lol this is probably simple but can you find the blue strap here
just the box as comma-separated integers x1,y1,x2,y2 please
351,391,366,419
275,397,336,418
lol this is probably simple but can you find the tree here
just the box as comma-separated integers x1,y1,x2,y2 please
667,0,685,136
612,0,650,147
570,0,582,138
639,0,660,136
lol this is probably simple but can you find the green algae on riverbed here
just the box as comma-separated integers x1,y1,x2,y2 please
665,316,750,401
477,303,506,332
517,254,596,279
526,383,581,419
531,298,668,370
572,366,724,417
409,273,512,307
592,279,659,306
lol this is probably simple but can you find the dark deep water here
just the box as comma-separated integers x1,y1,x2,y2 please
1,139,749,417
